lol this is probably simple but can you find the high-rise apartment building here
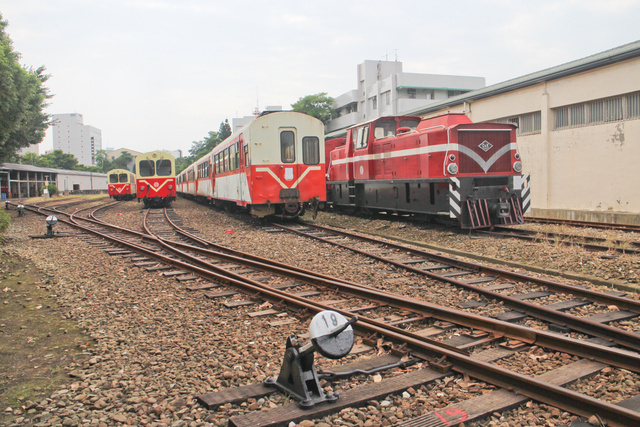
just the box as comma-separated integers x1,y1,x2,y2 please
52,113,102,166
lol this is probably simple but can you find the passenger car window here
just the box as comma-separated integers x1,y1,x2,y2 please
302,137,319,165
281,131,295,163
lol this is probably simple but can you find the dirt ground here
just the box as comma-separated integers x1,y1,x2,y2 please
0,247,88,424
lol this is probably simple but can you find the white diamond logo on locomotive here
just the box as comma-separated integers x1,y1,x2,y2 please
478,140,493,152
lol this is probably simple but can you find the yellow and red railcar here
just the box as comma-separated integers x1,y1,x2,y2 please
135,151,176,208
107,169,136,201
325,113,531,229
177,111,325,218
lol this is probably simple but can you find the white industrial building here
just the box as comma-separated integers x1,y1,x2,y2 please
0,163,107,199
326,60,485,133
52,113,102,167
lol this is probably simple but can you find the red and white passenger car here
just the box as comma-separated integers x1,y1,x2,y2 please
135,151,177,207
325,113,531,228
177,111,326,218
107,169,136,201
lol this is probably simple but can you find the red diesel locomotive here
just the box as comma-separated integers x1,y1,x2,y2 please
177,111,326,218
135,151,177,208
325,113,531,228
107,169,136,201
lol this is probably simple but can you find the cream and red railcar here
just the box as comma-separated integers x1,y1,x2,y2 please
107,169,136,201
325,113,531,229
177,111,326,218
135,151,177,207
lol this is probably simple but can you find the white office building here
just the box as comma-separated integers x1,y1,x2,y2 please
326,60,486,133
52,113,102,167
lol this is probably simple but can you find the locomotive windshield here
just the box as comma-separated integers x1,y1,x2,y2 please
118,173,128,183
399,119,420,130
109,174,119,183
374,120,396,139
139,160,155,177
156,160,172,176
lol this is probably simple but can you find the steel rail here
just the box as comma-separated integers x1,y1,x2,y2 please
152,210,640,374
141,211,640,427
273,221,640,352
18,202,640,425
480,227,640,254
526,216,640,233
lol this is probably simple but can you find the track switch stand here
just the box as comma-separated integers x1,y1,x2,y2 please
265,311,357,408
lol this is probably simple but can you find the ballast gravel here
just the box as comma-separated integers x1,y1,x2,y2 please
1,197,638,426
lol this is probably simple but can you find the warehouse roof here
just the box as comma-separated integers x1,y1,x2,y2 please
0,163,107,177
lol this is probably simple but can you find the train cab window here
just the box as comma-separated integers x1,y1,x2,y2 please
281,131,295,163
139,160,155,177
302,137,320,165
399,119,420,131
156,160,172,176
118,173,128,183
244,144,249,167
355,125,369,149
351,127,359,150
374,120,396,139
109,174,119,183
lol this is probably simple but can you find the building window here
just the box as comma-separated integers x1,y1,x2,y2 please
371,96,377,110
498,112,541,136
552,91,639,130
384,91,391,105
627,92,640,119
408,89,417,99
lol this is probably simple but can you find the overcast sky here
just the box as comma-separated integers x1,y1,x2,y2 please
2,0,639,157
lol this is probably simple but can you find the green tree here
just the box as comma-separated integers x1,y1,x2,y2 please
39,150,79,170
187,119,232,162
291,92,335,124
94,150,112,172
19,151,41,166
0,14,52,163
112,151,133,170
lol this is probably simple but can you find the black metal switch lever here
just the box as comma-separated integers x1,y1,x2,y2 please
264,311,358,408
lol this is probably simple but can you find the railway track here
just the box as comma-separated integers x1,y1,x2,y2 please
271,221,640,351
525,216,640,233
10,200,640,426
477,225,640,255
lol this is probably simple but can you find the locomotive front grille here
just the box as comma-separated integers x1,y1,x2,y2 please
457,130,512,174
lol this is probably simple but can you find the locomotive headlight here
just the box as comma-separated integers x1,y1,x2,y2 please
514,153,521,160
513,161,523,173
448,154,456,161
447,163,458,175
139,186,145,192
168,184,173,190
